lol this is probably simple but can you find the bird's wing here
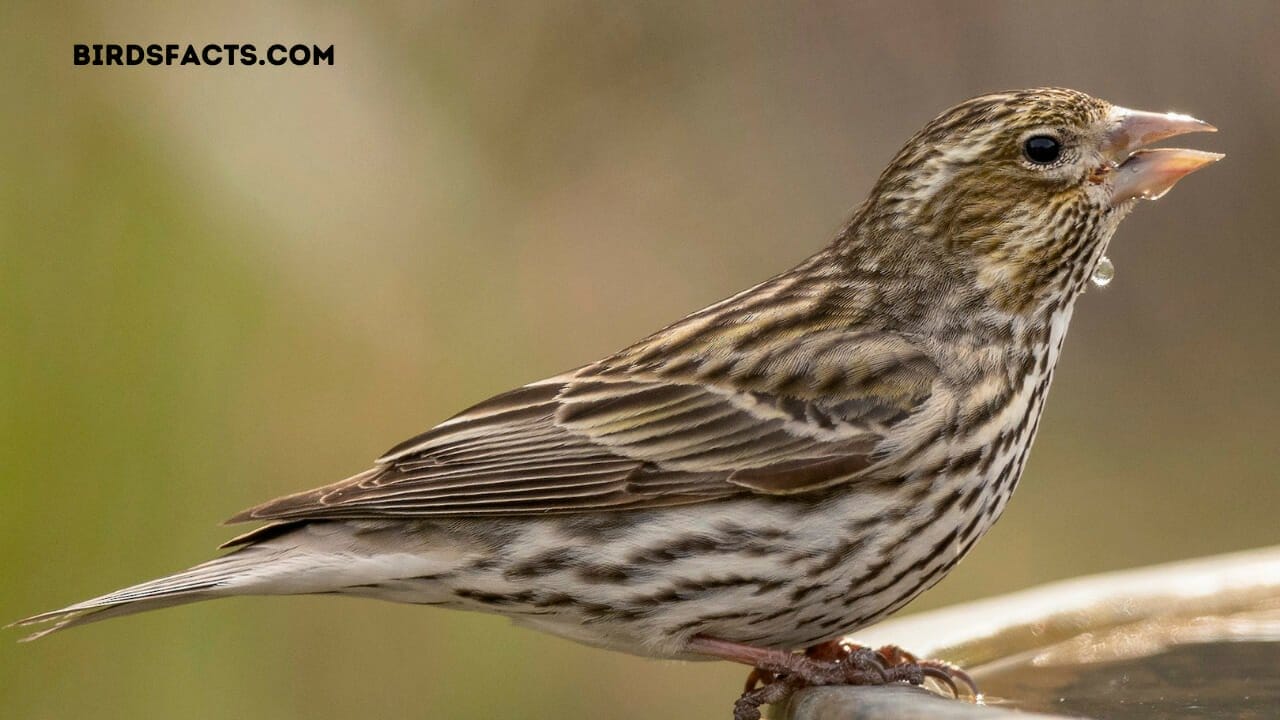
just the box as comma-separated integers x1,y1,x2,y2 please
226,330,938,522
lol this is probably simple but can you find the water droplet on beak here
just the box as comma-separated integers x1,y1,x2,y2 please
1091,256,1115,287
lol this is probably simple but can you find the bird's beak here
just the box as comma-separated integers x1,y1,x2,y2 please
1104,106,1222,204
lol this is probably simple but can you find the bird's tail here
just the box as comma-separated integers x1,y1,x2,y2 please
11,522,462,641
10,544,289,641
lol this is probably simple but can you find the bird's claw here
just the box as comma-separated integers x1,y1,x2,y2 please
918,658,980,699
867,644,979,699
732,640,979,720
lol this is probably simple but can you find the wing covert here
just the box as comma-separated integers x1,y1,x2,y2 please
227,331,939,522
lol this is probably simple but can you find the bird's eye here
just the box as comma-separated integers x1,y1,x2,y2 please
1023,135,1062,165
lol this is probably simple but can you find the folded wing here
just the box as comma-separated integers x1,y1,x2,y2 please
228,330,939,522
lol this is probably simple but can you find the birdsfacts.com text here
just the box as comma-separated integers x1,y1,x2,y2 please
73,43,334,67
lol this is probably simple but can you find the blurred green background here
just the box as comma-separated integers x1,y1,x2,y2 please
2,1,1276,718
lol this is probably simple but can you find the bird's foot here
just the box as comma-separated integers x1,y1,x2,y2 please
871,643,979,700
689,636,978,720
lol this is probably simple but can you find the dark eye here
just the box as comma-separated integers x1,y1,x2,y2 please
1023,135,1062,165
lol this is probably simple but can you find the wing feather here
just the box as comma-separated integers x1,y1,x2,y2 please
228,330,939,522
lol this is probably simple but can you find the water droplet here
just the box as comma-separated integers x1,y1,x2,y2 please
1091,256,1115,287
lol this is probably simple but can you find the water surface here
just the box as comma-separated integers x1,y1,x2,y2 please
980,640,1280,719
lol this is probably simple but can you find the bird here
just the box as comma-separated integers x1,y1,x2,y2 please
13,88,1220,719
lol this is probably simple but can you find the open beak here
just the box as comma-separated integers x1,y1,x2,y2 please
1104,107,1222,204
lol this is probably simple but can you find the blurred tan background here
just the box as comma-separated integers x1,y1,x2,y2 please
1,1,1276,718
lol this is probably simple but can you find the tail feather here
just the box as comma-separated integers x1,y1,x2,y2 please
14,593,220,642
10,548,273,641
11,521,458,642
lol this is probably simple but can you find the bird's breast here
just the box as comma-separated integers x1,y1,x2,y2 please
938,304,1075,539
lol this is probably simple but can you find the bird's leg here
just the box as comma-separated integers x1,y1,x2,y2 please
689,636,935,720
733,674,804,720
688,636,843,683
689,636,979,719
738,640,890,692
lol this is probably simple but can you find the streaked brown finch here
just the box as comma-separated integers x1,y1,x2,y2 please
14,88,1221,719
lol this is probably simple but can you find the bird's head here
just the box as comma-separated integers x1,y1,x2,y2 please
856,88,1221,314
